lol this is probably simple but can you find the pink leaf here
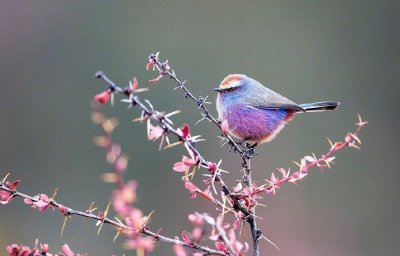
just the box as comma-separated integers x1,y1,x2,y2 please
94,90,111,104
172,244,187,256
147,120,164,141
60,244,75,256
215,242,228,253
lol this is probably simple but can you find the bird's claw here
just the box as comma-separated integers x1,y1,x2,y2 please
241,142,258,159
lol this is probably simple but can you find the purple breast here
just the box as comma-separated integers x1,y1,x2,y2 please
224,105,293,142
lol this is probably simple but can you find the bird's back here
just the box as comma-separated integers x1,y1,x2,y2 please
243,77,304,112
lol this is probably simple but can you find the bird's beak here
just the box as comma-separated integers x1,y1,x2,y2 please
213,87,223,92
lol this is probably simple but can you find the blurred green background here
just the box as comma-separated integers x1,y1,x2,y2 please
1,1,399,255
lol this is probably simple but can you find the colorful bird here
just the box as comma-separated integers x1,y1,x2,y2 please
214,74,339,144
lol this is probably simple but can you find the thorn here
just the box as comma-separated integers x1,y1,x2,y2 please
113,229,121,242
61,215,69,236
165,110,181,118
87,201,97,213
144,99,154,112
51,187,59,201
261,235,280,251
143,210,156,227
2,173,10,183
356,114,368,127
348,132,362,145
327,137,334,148
292,161,301,167
349,142,361,149
163,141,182,150
195,115,206,125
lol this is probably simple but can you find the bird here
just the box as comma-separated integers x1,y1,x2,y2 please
214,74,339,144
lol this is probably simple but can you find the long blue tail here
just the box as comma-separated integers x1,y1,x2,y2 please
299,101,340,112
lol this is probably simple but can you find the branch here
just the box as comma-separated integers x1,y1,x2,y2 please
263,115,367,194
146,53,260,255
225,115,368,198
0,180,227,256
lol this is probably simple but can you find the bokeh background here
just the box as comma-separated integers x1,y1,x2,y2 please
1,1,399,255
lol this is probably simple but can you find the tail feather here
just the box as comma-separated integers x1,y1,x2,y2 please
299,101,340,112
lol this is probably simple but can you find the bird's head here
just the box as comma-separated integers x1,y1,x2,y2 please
213,74,248,93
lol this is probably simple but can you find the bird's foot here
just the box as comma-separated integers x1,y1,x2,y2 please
236,139,248,147
242,142,258,159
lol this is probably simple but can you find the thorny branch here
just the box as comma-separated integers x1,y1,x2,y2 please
0,180,227,256
147,53,261,255
262,115,368,194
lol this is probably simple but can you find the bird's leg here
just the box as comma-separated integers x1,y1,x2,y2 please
250,142,258,149
237,138,248,147
242,141,258,159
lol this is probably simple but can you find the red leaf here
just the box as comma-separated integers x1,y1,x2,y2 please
179,124,190,139
181,231,192,245
94,90,111,104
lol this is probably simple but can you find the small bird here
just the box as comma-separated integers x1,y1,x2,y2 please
214,74,339,144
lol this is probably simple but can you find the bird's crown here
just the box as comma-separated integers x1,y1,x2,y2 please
219,74,246,90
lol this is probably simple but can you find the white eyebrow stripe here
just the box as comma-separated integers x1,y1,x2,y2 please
221,79,240,89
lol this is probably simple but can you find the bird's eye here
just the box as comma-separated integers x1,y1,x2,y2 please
221,87,236,93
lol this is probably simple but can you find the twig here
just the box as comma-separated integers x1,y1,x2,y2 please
0,182,227,256
263,116,367,194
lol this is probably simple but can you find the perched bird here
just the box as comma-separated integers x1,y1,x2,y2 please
214,74,339,144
